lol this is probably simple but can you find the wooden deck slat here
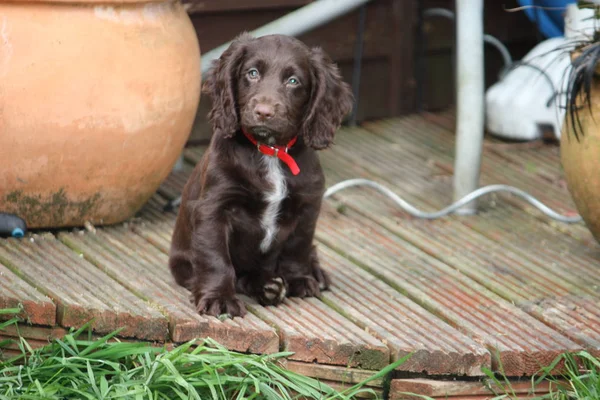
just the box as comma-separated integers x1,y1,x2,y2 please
390,378,555,400
373,118,570,209
331,119,591,288
316,203,582,376
317,245,490,376
247,296,390,370
336,190,596,301
421,112,597,244
0,262,56,326
0,324,67,342
59,228,279,353
156,164,194,201
333,189,600,354
131,220,174,254
0,325,68,358
403,114,591,219
322,117,600,355
333,126,442,183
326,126,587,257
136,194,174,223
0,235,168,339
282,360,384,388
183,146,204,165
323,127,456,205
461,207,600,293
363,117,577,214
522,296,600,352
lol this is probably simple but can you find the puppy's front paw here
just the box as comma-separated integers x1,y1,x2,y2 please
259,277,287,306
287,276,321,298
195,295,247,318
309,247,331,292
312,264,331,292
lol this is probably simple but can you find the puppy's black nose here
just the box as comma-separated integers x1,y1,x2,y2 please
254,103,275,121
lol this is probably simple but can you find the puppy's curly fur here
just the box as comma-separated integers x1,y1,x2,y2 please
168,33,353,317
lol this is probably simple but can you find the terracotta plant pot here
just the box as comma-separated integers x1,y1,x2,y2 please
561,54,600,242
0,0,201,228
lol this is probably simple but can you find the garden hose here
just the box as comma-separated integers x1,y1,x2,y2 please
323,179,582,223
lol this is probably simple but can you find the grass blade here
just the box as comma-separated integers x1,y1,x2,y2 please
0,308,21,315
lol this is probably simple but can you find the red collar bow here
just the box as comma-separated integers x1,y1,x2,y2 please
242,129,300,175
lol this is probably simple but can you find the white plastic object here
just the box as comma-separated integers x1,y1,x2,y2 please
485,37,572,141
485,4,596,141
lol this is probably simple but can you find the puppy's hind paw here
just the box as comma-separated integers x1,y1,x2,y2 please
195,295,247,318
259,277,287,306
287,276,321,298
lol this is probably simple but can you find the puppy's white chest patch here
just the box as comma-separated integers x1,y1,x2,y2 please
260,156,287,253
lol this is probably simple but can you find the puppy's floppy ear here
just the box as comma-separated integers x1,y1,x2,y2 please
203,32,254,138
300,47,354,150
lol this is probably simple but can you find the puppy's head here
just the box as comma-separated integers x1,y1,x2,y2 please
204,33,354,149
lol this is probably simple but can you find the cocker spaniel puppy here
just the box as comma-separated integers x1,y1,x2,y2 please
169,33,354,317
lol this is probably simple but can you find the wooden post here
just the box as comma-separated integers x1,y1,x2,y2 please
389,0,418,116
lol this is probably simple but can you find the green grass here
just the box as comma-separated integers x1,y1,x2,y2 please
479,350,600,400
0,308,407,400
534,351,600,400
3,307,599,400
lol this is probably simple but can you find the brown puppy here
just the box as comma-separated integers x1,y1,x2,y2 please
168,33,353,317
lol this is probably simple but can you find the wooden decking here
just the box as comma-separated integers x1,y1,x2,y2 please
2,112,600,399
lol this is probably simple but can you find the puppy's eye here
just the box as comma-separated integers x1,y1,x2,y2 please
287,76,300,86
247,68,260,79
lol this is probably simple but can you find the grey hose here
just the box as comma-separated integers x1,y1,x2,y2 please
324,179,582,223
483,33,513,69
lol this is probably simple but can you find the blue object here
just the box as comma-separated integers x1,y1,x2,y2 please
517,0,576,38
11,228,24,238
0,213,27,238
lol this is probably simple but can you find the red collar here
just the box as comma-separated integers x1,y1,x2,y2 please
242,129,300,175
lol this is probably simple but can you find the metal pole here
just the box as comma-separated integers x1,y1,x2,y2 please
200,0,373,75
453,0,484,214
